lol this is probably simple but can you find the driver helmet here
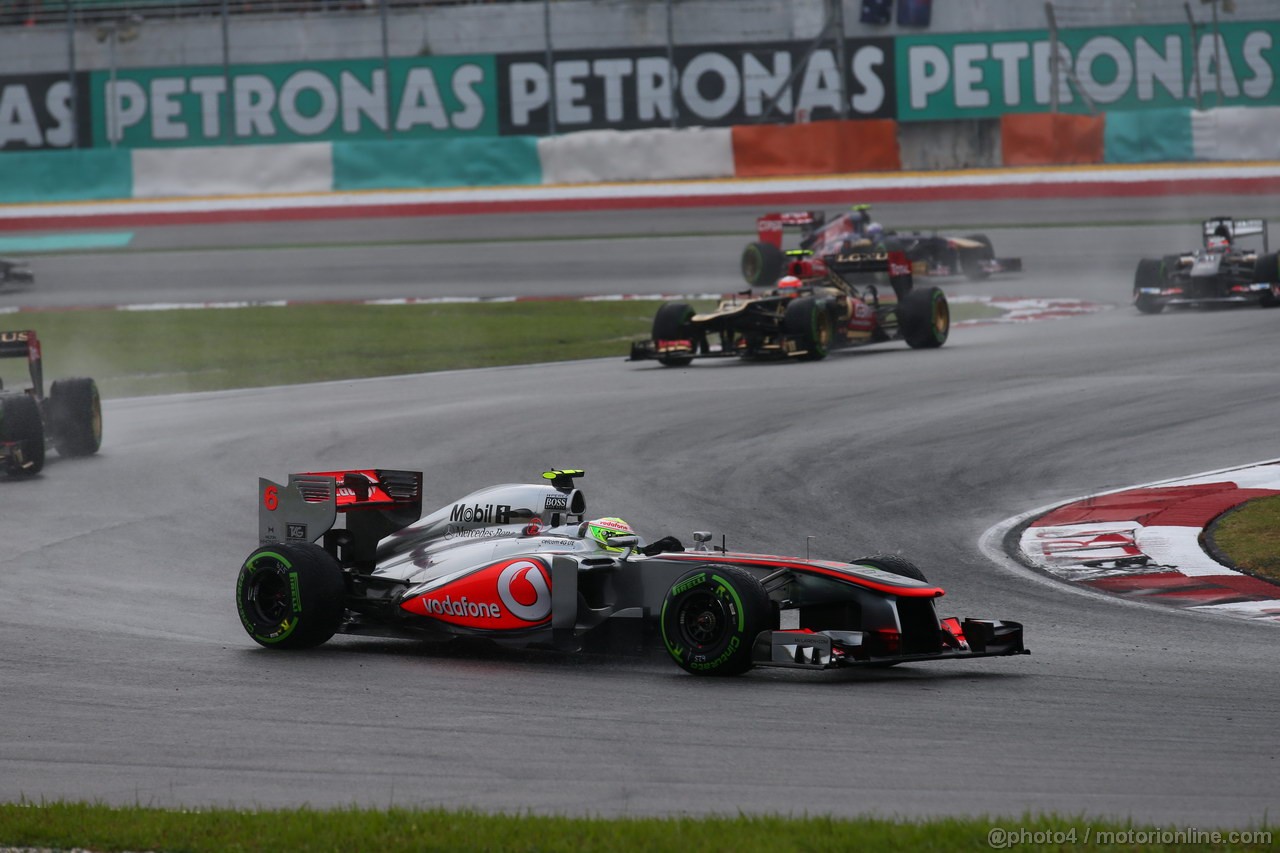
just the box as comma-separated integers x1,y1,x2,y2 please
866,222,884,243
1207,235,1229,253
777,275,803,289
584,517,637,551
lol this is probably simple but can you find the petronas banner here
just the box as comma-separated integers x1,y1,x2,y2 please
87,55,499,148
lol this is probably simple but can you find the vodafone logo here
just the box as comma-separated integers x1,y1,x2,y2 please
497,560,551,623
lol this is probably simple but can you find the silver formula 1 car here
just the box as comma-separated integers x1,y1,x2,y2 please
235,469,1027,676
1133,217,1280,313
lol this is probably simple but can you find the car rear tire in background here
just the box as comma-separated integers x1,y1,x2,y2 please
1254,253,1280,307
660,565,771,676
1133,258,1166,314
783,296,833,360
237,542,345,649
960,234,995,281
851,554,929,583
48,377,102,457
741,241,784,288
0,392,45,476
899,286,950,349
651,301,696,367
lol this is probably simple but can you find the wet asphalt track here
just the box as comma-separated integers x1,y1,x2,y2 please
1,194,1279,825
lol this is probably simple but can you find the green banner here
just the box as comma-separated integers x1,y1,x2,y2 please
332,137,541,190
88,55,498,147
896,21,1280,121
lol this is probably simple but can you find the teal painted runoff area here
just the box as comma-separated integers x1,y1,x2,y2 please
332,137,542,190
0,149,133,203
1104,109,1194,163
0,232,134,253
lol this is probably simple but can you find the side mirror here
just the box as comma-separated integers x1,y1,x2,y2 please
610,535,640,559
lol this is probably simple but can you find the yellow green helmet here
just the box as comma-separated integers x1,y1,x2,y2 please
585,517,636,551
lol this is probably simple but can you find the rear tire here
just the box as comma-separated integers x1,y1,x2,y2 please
741,241,785,288
1254,253,1280,307
237,542,345,649
0,393,44,476
660,565,771,676
851,554,928,583
651,301,696,367
1133,258,1166,314
898,286,950,349
783,296,832,361
48,377,102,457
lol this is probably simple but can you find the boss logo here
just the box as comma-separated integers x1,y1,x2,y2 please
544,494,569,510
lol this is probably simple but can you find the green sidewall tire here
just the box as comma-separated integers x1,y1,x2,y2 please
660,565,770,676
652,301,695,367
741,241,784,287
237,542,345,649
783,296,832,360
49,377,102,457
851,554,928,583
0,393,45,476
900,286,950,349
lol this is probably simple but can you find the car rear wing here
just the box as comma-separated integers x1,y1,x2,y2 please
259,468,423,561
0,329,44,397
1203,217,1268,251
755,211,826,247
823,250,915,298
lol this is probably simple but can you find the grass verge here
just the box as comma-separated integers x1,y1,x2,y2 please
1207,495,1280,583
0,803,1274,852
0,299,1005,398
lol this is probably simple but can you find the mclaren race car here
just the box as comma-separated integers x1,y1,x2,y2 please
0,329,102,477
741,203,1021,287
1133,217,1280,313
236,468,1028,676
630,250,949,366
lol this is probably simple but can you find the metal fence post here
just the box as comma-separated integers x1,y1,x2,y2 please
380,0,392,138
543,0,556,135
221,0,232,142
66,1,78,148
666,0,677,128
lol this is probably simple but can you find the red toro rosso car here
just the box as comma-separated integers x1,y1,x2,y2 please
741,203,1021,287
630,250,949,366
236,468,1028,676
0,329,102,477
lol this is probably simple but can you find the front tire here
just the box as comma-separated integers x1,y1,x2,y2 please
48,377,102,457
898,286,950,349
1253,253,1280,307
651,301,696,367
741,241,784,288
660,565,771,676
237,542,345,649
783,296,833,360
851,554,928,583
1133,258,1166,314
0,393,45,476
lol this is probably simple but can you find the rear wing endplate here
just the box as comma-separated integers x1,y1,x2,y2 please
258,469,423,546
